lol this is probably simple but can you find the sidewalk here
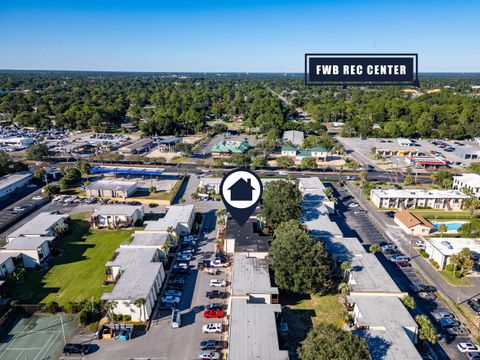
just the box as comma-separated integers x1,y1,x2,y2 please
345,182,480,305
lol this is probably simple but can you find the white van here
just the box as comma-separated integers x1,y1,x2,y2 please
171,309,181,328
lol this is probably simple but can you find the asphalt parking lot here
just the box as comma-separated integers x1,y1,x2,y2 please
333,185,470,360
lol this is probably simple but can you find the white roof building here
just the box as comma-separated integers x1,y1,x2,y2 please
0,171,33,198
6,212,68,241
453,173,480,199
228,298,289,360
143,204,195,236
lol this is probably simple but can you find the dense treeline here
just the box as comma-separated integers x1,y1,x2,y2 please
1,71,480,139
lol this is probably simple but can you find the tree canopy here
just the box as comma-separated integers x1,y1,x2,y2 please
298,323,370,360
262,180,302,229
270,220,334,294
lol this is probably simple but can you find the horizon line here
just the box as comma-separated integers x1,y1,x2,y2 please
1,68,480,75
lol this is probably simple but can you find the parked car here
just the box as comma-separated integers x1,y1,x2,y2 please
162,296,180,305
168,283,184,291
415,239,425,247
447,326,469,336
202,323,222,334
204,309,224,318
200,340,224,351
177,254,192,261
348,203,359,208
396,261,412,268
457,343,479,353
418,292,436,301
413,284,437,293
63,343,90,356
206,290,225,299
165,290,182,297
199,350,220,360
211,259,228,268
440,318,460,329
206,303,223,311
210,279,226,287
468,299,480,313
466,352,480,360
390,255,410,263
384,211,395,218
179,249,194,255
32,195,44,201
433,311,454,321
381,244,396,252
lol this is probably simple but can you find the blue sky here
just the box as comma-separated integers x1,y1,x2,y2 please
0,0,478,72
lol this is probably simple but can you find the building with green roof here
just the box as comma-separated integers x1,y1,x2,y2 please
212,139,250,157
280,145,330,161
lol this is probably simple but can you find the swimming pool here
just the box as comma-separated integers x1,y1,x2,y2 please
433,222,467,231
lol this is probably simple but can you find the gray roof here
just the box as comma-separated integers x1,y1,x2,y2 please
347,295,420,360
229,298,289,360
130,232,169,247
301,201,342,239
231,256,278,296
144,204,194,232
3,236,54,250
349,253,401,294
7,212,68,238
86,180,137,191
282,130,304,146
119,138,154,151
0,171,32,191
93,205,143,217
298,177,325,191
102,247,163,300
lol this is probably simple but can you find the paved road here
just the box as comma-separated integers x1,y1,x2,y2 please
338,183,471,360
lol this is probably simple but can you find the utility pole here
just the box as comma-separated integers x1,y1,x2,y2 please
457,267,465,304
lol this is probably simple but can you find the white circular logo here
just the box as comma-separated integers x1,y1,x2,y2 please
221,170,262,209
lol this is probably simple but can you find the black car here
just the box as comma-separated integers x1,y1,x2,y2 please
468,298,480,313
168,283,184,291
206,290,225,299
63,343,90,356
385,211,395,218
206,303,223,311
200,339,224,351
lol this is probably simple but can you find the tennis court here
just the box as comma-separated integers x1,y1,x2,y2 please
0,314,77,360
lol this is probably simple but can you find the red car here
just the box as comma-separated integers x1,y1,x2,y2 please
396,261,411,268
203,309,224,319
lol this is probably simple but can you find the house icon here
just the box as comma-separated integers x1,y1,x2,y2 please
228,178,255,201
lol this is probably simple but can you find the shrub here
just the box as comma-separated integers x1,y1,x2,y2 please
122,315,131,321
64,301,81,314
79,308,101,325
420,250,429,258
444,264,455,272
44,301,59,314
429,259,440,269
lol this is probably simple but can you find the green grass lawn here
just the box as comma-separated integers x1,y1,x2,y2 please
439,270,473,287
290,294,346,328
10,214,133,306
410,209,478,220
131,177,186,202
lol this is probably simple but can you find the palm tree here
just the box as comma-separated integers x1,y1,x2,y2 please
359,171,367,188
215,209,227,218
402,295,416,310
340,261,351,283
104,300,117,323
338,282,350,295
133,298,147,322
369,243,381,254
437,223,448,238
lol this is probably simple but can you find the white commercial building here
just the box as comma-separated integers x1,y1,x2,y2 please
453,173,480,199
0,171,33,198
0,137,34,147
101,247,165,321
144,204,195,236
424,237,480,270
1,237,53,268
370,188,468,211
6,212,69,242
90,205,144,229
86,180,138,199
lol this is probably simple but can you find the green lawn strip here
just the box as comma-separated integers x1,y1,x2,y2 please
289,293,346,329
410,209,478,220
439,270,474,287
131,177,186,202
12,214,133,306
